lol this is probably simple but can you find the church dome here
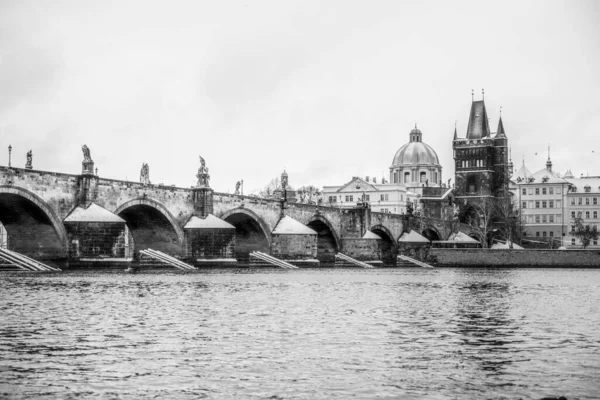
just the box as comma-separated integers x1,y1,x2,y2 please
391,128,440,167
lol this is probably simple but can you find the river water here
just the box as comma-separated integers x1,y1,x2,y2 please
1,268,599,399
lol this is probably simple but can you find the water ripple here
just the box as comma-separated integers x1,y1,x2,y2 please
1,268,599,399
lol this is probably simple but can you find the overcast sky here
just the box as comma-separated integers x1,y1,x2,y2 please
1,0,599,194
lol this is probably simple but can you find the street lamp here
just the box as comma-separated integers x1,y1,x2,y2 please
8,145,12,168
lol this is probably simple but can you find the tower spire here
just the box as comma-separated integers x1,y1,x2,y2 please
471,89,474,102
546,144,552,171
482,88,485,100
453,120,457,140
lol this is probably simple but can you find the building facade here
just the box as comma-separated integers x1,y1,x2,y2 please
322,176,418,214
564,176,600,248
511,158,570,245
389,126,442,188
453,97,511,221
323,125,446,216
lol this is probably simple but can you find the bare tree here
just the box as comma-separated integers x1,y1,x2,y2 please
296,185,322,204
258,176,281,199
465,198,495,248
494,195,525,248
572,216,599,249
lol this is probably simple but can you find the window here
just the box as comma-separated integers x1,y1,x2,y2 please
572,238,576,245
594,239,598,246
542,201,547,208
550,231,554,237
380,194,385,201
549,200,554,208
404,172,410,183
571,225,576,232
594,198,598,205
586,211,590,218
572,211,576,218
528,188,533,195
543,231,547,237
522,201,527,208
578,198,583,205
542,215,547,223
578,211,582,218
328,196,337,203
594,211,598,219
536,232,540,237
535,201,540,208
542,188,547,195
522,188,526,195
365,195,370,201
586,198,590,205
535,215,540,223
535,188,540,195
549,187,554,195
556,187,561,194
345,195,354,202
549,215,554,223
585,186,591,193
571,198,576,205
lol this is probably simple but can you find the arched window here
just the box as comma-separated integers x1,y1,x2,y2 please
404,172,410,183
466,175,477,193
420,172,427,182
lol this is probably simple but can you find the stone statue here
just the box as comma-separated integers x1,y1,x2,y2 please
140,163,150,185
196,156,210,187
235,181,241,195
452,203,460,218
82,145,92,162
25,150,32,169
81,144,94,174
447,178,451,188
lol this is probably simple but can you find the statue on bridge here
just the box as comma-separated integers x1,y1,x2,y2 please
234,181,241,195
81,144,95,175
196,155,210,187
25,150,32,169
140,163,150,185
82,145,93,162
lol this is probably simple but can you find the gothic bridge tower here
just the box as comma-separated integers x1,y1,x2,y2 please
453,93,510,221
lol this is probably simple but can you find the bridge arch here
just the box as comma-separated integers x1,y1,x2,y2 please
422,227,442,242
305,214,340,264
220,208,271,261
0,185,68,258
370,224,397,265
114,197,185,256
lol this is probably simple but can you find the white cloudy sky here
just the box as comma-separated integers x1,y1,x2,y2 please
1,0,599,193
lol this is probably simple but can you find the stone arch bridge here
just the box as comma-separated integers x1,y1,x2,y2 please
0,166,407,267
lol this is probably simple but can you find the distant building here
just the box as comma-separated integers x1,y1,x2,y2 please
563,176,600,248
453,96,511,221
389,126,442,189
322,176,418,214
323,125,448,216
511,155,600,249
511,157,570,245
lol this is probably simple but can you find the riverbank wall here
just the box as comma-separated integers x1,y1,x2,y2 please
429,248,600,267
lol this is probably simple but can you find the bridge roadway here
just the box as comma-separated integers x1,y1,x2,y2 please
0,166,405,266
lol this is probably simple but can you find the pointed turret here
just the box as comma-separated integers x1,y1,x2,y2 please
496,116,506,138
453,121,458,140
546,146,552,172
466,100,491,139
